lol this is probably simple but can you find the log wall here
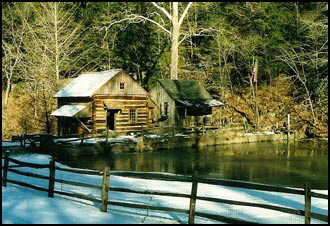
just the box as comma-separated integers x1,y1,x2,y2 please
149,82,176,127
55,71,155,134
92,98,107,133
93,95,152,133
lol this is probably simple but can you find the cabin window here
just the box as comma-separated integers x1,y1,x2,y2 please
164,102,168,116
129,109,136,122
120,82,125,89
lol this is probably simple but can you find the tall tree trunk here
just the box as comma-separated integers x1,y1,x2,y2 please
111,2,192,79
253,59,259,130
303,83,316,123
170,2,179,80
54,3,60,81
44,95,51,134
5,78,11,106
249,58,259,131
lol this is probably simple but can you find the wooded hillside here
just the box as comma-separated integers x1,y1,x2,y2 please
2,2,328,139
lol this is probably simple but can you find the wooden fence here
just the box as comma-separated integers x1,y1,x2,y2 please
2,151,328,224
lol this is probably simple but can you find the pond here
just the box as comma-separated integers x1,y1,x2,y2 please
53,139,328,190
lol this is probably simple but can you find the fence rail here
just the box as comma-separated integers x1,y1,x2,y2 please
2,151,328,224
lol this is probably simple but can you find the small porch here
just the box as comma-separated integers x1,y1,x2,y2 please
51,104,92,136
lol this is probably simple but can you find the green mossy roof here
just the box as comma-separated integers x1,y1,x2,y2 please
158,79,221,107
158,79,212,101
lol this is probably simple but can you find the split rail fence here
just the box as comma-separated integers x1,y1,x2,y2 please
2,151,328,224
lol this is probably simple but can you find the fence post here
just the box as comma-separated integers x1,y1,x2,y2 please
80,130,84,145
23,134,26,148
106,126,109,143
48,160,56,198
105,108,109,143
101,166,110,212
188,170,199,224
19,134,23,148
304,182,311,224
2,150,10,187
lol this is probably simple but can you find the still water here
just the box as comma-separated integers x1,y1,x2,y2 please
54,140,328,189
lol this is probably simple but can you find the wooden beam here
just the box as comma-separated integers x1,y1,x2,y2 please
2,151,10,187
48,160,55,198
75,117,91,133
101,166,110,212
188,170,198,224
93,94,148,100
304,182,311,224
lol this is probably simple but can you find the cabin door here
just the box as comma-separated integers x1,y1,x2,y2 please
107,109,120,130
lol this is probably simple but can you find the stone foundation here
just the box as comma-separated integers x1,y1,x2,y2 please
135,130,295,152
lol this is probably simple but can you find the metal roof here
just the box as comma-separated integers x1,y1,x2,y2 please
50,105,87,117
54,69,122,97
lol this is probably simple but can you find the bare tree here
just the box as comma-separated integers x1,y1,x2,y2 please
234,35,263,130
214,26,237,95
2,3,27,105
250,58,259,130
26,2,95,81
278,46,317,123
18,2,93,133
278,2,328,125
106,2,194,79
2,34,24,106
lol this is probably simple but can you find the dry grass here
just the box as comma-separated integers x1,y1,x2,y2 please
217,76,328,138
2,91,57,141
2,92,26,140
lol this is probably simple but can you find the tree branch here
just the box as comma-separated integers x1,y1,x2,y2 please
178,2,193,26
151,2,172,21
179,27,218,45
106,15,171,35
136,15,171,34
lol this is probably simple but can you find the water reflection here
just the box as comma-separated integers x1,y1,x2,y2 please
53,140,328,189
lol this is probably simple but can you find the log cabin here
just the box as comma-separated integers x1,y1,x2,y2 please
149,79,224,128
51,69,155,135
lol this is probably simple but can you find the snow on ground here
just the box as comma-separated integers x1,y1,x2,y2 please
53,135,137,146
2,142,22,147
2,153,328,224
2,185,162,224
1,135,138,148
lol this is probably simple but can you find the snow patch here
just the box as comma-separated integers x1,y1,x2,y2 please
2,153,328,224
